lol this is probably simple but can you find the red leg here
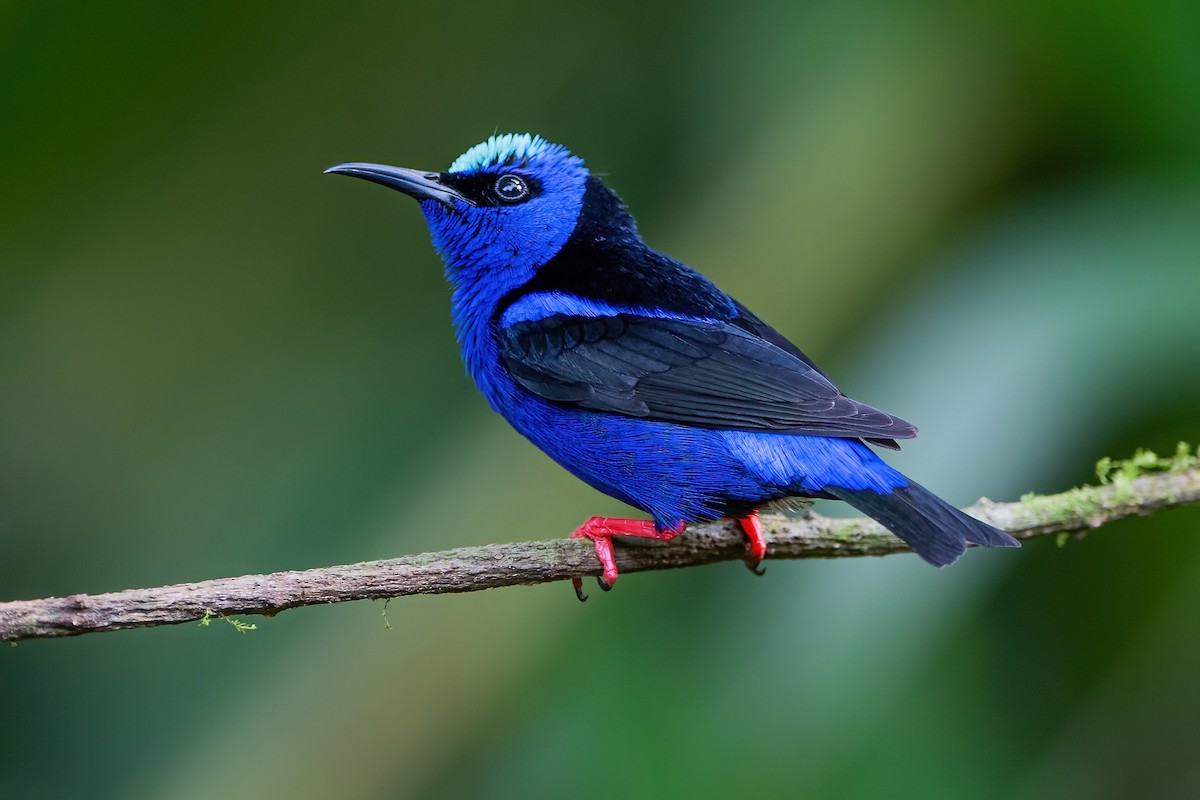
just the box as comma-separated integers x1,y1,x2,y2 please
570,516,687,600
738,511,767,575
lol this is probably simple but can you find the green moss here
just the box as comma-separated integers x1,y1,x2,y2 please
198,609,257,634
824,519,887,543
1090,442,1196,505
1096,442,1197,484
381,598,393,631
1017,443,1197,526
1018,486,1104,523
827,523,857,542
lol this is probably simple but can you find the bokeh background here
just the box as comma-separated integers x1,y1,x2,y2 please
2,2,1199,798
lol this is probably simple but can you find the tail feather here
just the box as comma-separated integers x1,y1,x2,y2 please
826,482,1019,567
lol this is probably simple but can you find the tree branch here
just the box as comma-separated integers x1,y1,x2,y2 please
3,468,1198,643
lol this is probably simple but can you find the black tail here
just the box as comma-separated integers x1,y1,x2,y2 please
826,483,1020,567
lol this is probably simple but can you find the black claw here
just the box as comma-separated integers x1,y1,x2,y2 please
573,578,588,602
597,576,613,592
746,561,766,577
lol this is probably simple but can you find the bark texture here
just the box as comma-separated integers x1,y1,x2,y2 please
3,468,1197,642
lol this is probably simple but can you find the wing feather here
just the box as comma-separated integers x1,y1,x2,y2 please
499,311,917,441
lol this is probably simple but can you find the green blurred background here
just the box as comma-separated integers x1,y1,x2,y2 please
2,1,1199,798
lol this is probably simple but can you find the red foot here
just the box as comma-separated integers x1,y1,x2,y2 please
570,516,687,600
739,512,767,575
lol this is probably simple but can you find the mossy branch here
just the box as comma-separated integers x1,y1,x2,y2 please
3,462,1198,643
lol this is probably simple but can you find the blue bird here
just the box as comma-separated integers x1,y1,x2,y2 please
327,133,1019,597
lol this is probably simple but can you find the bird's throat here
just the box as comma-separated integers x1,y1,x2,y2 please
449,281,512,407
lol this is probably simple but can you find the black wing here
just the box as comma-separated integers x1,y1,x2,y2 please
498,313,917,441
727,300,906,449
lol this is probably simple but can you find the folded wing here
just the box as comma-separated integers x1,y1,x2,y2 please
499,312,917,441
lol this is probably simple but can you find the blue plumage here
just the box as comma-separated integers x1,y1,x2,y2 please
327,134,1019,589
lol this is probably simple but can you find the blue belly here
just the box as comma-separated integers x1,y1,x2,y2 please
504,391,908,528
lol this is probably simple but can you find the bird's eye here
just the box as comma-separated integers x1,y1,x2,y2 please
494,173,530,203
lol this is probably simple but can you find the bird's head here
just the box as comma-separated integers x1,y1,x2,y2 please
326,134,590,293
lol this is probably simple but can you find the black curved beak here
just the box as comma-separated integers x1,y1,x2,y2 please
324,162,469,209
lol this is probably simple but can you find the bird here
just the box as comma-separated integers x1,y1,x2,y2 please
326,133,1019,599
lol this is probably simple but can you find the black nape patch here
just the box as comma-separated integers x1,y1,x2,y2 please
498,177,733,319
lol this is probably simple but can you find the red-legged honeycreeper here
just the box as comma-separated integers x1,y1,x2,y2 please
326,134,1018,598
